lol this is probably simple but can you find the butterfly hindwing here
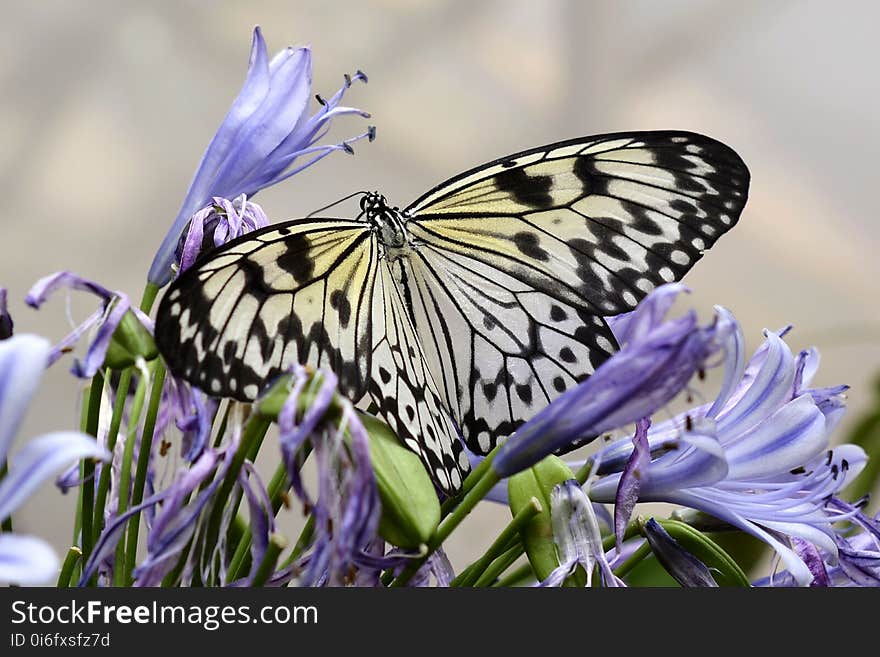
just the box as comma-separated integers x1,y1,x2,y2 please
369,261,470,493
156,219,377,402
394,237,617,454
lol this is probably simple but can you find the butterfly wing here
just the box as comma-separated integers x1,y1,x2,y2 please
404,130,749,453
156,219,378,402
370,261,470,493
155,217,469,493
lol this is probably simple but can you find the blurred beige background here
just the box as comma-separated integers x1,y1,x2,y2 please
2,1,879,573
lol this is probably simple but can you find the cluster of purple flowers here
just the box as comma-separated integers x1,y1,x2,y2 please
1,27,876,588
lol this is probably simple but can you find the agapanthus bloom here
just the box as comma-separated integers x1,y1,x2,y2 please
539,480,622,587
0,334,109,584
149,26,374,286
494,284,733,477
275,366,380,586
25,271,153,379
588,317,863,585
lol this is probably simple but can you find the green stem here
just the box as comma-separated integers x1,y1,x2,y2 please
140,282,160,314
112,371,150,586
281,515,316,569
493,561,534,587
451,499,538,587
474,544,525,587
56,547,83,587
613,540,652,580
123,361,166,582
79,373,105,568
575,459,594,485
440,446,498,518
202,415,272,561
392,467,501,587
249,534,288,586
92,368,132,546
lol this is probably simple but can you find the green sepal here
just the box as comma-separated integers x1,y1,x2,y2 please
507,455,586,586
257,372,439,549
645,518,750,587
360,413,440,549
104,308,158,369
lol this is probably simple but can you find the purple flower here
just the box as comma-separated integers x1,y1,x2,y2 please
175,195,269,274
642,518,718,587
0,288,12,340
539,480,623,587
148,26,374,286
589,319,862,586
0,335,109,584
25,271,152,379
276,366,380,586
494,284,732,477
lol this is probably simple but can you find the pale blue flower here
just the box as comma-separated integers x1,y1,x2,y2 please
149,26,374,286
0,335,109,584
589,321,863,586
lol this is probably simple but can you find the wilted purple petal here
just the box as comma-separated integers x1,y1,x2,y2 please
642,519,718,587
0,431,109,520
239,461,275,583
614,417,651,546
0,534,60,585
0,334,50,466
792,537,830,586
25,271,144,379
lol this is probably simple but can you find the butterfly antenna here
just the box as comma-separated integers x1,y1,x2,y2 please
306,191,368,218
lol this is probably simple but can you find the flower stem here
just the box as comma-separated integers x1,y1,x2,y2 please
392,466,501,587
493,561,534,587
249,533,288,586
56,547,83,587
612,540,652,579
451,499,538,587
474,543,525,587
280,515,316,570
123,361,166,582
203,415,272,562
140,282,160,314
79,372,104,569
92,368,132,545
440,447,498,518
112,371,150,586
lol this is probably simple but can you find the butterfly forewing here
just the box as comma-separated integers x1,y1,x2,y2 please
403,130,749,453
156,219,377,401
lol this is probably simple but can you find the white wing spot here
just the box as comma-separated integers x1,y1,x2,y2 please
243,384,259,399
670,250,690,266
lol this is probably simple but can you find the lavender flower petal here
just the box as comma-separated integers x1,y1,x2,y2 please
614,418,650,546
149,27,372,286
0,335,50,466
0,534,60,585
0,431,109,521
643,518,718,587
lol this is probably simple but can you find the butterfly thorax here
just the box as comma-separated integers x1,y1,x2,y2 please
362,192,414,258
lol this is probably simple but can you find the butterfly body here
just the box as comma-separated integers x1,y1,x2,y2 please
156,131,749,494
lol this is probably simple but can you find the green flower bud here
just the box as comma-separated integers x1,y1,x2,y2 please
104,308,158,369
508,455,586,586
360,413,440,549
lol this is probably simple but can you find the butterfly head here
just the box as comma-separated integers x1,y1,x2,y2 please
362,191,409,250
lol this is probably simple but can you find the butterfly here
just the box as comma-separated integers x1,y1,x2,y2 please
155,131,749,494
